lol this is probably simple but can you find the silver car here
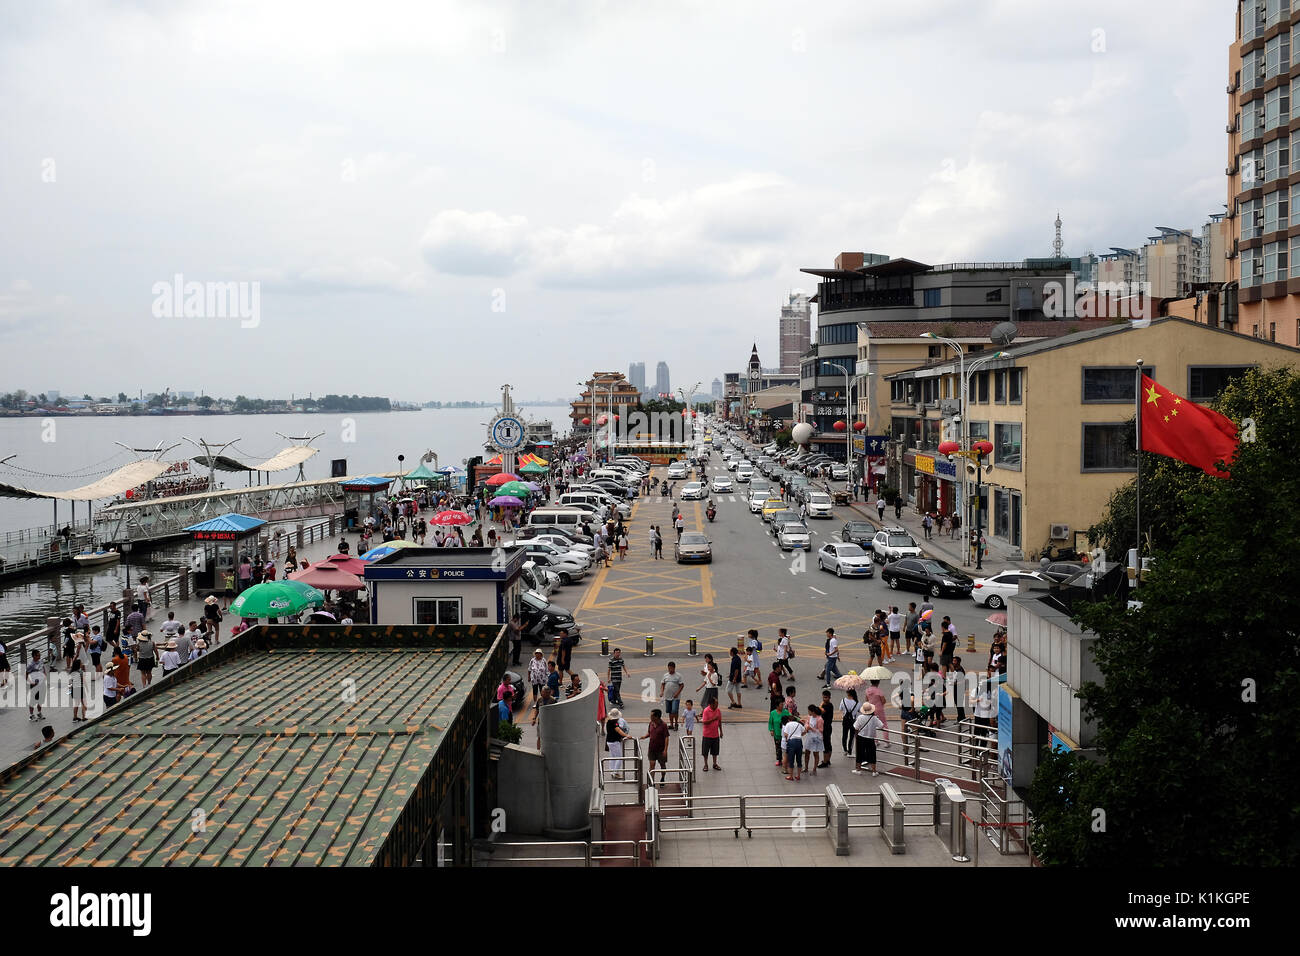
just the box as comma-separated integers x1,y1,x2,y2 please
675,531,713,563
777,520,812,552
817,542,874,577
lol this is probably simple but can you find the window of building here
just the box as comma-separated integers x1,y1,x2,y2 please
1082,423,1135,471
1264,135,1289,184
968,421,990,443
1187,366,1254,402
1008,369,1023,403
1271,322,1277,341
890,380,908,403
975,371,989,403
923,288,941,308
1082,366,1154,402
985,288,1002,303
818,323,858,346
1241,246,1262,287
927,345,941,359
1264,187,1289,233
994,423,1022,470
920,378,939,404
1266,85,1292,132
994,370,1007,403
1265,240,1289,283
414,597,462,626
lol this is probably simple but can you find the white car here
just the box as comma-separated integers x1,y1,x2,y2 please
532,533,596,556
710,476,735,493
971,570,1052,608
522,560,557,597
748,490,769,513
514,539,592,569
777,520,812,552
680,481,707,500
521,551,588,585
735,466,753,483
817,542,874,577
871,527,923,564
805,492,834,518
666,461,688,479
830,465,849,481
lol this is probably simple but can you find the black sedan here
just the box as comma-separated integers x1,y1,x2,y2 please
840,520,875,545
880,557,975,598
1040,561,1088,583
520,590,582,644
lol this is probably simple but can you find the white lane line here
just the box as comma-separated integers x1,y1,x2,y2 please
809,586,827,595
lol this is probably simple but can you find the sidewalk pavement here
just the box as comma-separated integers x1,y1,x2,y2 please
833,492,1036,574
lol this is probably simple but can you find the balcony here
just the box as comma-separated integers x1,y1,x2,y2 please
817,288,917,313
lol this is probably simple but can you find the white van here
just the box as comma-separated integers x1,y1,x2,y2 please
590,468,636,483
526,508,590,530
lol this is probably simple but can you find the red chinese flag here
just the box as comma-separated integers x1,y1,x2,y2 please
1139,374,1239,478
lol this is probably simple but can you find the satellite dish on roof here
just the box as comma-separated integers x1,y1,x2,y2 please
991,322,1019,346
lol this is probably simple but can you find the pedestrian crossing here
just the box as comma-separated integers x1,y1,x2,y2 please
641,495,750,504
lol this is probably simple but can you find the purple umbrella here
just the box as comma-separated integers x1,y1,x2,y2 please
525,481,542,491
489,495,524,507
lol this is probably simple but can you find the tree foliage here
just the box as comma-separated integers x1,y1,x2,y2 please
1030,366,1300,866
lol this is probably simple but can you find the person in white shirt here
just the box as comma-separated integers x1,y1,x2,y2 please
774,628,793,678
822,628,842,685
160,641,182,676
781,714,805,781
851,703,884,776
974,677,997,737
159,612,182,639
886,607,904,664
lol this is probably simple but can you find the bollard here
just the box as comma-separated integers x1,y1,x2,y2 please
736,634,745,655
600,635,610,657
689,633,698,656
966,633,977,653
644,633,655,657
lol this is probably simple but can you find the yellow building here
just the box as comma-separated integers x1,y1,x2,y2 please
885,317,1299,557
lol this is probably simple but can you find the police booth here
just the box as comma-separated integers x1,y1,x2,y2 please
184,513,269,598
364,547,526,627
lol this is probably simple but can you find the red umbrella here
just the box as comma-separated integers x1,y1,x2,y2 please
431,510,472,526
485,472,521,487
323,553,368,575
288,564,364,592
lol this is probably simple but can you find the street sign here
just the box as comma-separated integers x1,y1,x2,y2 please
860,435,890,455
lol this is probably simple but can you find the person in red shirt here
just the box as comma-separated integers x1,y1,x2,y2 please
700,700,722,771
640,709,669,771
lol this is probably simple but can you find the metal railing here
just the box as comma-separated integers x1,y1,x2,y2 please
881,717,996,792
0,528,97,575
3,569,187,670
840,788,933,829
476,839,645,866
598,736,643,805
656,791,835,838
978,764,1030,855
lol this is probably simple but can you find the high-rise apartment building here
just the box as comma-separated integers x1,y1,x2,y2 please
654,361,671,398
1227,0,1299,345
628,362,646,397
711,378,724,399
779,292,811,373
1138,227,1201,298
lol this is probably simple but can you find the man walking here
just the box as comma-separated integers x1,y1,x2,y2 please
700,697,723,771
886,605,904,664
922,511,933,540
775,628,794,679
876,496,886,522
653,526,664,560
606,647,627,708
507,614,523,666
661,661,685,730
822,627,842,685
726,646,743,709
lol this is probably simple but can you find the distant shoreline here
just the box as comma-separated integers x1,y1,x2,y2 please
0,404,571,418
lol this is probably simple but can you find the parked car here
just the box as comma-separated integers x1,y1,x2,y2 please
871,527,923,564
680,481,707,500
520,590,581,644
516,526,593,547
776,520,812,551
817,542,874,577
521,560,556,597
830,464,849,481
675,531,713,563
530,533,596,556
840,521,875,545
517,549,588,586
880,557,974,598
710,476,735,494
1040,561,1089,583
971,570,1052,608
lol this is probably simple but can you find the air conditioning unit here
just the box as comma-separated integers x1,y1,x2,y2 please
1254,260,1265,274
915,402,925,415
1049,523,1070,541
1258,108,1267,125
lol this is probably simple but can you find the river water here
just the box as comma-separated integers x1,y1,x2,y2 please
0,407,567,642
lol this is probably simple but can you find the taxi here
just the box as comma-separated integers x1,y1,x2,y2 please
760,498,788,522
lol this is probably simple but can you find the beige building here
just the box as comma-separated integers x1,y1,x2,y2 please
571,372,640,430
885,317,1298,558
1228,0,1300,346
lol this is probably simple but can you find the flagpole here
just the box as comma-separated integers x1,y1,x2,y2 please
1134,358,1143,593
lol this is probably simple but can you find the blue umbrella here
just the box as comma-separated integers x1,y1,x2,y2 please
439,464,464,474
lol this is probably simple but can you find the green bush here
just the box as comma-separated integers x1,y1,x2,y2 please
495,720,523,744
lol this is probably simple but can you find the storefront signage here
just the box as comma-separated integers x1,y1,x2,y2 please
915,454,935,475
860,435,889,455
814,405,846,416
936,459,958,479
192,530,239,541
365,566,511,581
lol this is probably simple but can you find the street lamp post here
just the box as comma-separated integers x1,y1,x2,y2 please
938,439,993,570
920,332,965,521
825,361,853,496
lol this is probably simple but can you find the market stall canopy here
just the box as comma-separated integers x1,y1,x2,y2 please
0,459,172,502
192,445,319,473
289,564,364,592
182,513,267,535
404,462,441,481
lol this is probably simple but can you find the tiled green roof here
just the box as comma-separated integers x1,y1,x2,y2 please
0,625,505,866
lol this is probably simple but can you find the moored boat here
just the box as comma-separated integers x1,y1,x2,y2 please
73,548,121,568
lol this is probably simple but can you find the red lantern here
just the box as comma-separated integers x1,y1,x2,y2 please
581,417,591,426
613,414,619,421
852,421,865,432
972,439,994,457
937,440,960,455
832,420,847,432
691,411,698,418
596,414,608,426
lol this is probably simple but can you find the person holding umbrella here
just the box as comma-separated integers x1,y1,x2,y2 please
851,702,884,776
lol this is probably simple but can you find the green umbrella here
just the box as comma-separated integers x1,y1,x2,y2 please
498,481,531,497
518,462,548,475
229,580,326,618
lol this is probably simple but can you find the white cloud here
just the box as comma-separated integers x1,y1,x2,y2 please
420,210,533,276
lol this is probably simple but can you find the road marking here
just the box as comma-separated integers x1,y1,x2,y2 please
809,586,826,595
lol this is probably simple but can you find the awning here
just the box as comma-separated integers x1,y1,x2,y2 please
339,476,394,492
183,514,267,534
0,459,172,501
192,445,318,473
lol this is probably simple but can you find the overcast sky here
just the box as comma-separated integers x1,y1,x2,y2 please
0,0,1232,404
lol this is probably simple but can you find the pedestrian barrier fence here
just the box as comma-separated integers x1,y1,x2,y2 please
677,733,696,782
881,717,996,792
934,777,969,862
599,736,643,805
878,783,907,854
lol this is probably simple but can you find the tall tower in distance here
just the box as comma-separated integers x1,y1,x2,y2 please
628,362,646,398
654,361,671,399
779,291,811,373
1053,211,1064,259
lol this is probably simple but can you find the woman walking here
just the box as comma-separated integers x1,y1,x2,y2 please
69,659,87,722
203,595,223,645
617,531,628,560
527,649,548,705
839,688,861,758
781,710,805,781
851,703,884,776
